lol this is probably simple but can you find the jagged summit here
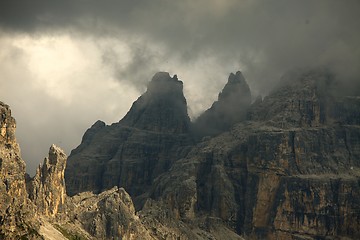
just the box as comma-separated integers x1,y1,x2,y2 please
193,71,251,137
146,72,184,96
120,71,190,133
0,102,39,238
65,72,193,197
218,71,251,103
219,71,248,100
2,67,360,239
27,144,67,218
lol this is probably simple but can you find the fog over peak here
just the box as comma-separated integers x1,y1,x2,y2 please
0,0,359,174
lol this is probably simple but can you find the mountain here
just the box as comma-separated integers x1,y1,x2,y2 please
149,70,360,239
0,68,359,239
0,101,40,239
65,72,194,205
65,69,360,239
193,71,251,137
27,144,67,218
0,101,158,239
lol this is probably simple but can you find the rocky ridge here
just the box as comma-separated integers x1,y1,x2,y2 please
66,69,360,239
0,102,156,239
0,68,359,239
148,70,360,239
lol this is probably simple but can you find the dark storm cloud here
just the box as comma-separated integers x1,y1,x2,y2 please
1,1,360,87
2,0,359,94
101,41,162,92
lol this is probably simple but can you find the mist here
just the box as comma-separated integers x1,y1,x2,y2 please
0,0,359,174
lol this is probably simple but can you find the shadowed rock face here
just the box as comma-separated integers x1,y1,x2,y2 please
147,70,360,239
1,68,360,239
193,71,251,137
121,72,190,133
64,69,360,239
65,72,193,199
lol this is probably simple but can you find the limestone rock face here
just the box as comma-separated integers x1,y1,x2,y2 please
0,102,40,239
246,69,359,128
27,144,67,218
67,187,154,240
121,72,191,133
269,176,360,239
194,71,251,137
146,70,360,239
1,67,359,240
65,72,193,199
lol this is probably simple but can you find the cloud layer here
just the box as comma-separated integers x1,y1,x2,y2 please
1,0,359,174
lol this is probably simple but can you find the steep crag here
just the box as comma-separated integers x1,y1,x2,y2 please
27,144,67,218
148,70,360,239
0,102,40,239
65,72,193,203
1,68,359,239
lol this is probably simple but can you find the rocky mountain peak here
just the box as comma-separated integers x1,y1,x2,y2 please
2,67,360,239
218,71,250,103
193,71,251,137
0,102,39,238
218,71,251,101
65,72,193,198
48,144,66,166
120,72,190,133
0,101,16,145
143,72,183,97
27,144,67,218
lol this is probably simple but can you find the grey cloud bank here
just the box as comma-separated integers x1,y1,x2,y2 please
0,0,359,174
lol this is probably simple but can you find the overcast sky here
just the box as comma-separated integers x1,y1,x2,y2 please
1,0,359,175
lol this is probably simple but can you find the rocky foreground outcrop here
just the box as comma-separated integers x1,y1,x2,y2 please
0,101,40,239
65,187,154,239
27,144,67,218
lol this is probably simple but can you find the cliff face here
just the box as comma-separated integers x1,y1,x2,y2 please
65,72,193,200
27,144,67,218
1,68,356,239
0,102,40,239
149,70,360,239
0,104,167,239
63,69,360,239
194,71,251,137
66,187,155,240
121,72,191,133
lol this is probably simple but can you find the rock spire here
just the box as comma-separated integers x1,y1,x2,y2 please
193,71,251,137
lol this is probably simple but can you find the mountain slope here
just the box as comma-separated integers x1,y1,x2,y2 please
0,101,40,239
65,69,360,239
149,70,360,239
65,72,194,203
2,68,359,239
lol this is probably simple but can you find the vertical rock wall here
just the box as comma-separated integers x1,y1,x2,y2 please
27,144,67,218
0,102,39,239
